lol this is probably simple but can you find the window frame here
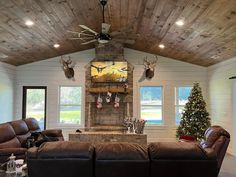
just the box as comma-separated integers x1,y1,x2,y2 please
22,86,47,130
175,86,192,125
139,86,164,126
58,86,82,125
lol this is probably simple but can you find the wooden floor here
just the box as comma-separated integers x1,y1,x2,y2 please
219,154,236,177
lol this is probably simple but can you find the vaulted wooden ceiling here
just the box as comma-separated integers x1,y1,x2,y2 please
0,0,236,66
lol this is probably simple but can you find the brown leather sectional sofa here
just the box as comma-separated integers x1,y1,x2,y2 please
0,118,64,163
27,126,230,177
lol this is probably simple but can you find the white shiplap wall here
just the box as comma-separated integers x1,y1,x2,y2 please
15,49,95,138
0,62,15,123
14,48,208,141
208,57,236,155
125,49,208,142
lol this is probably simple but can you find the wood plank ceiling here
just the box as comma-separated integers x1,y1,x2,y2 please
0,0,236,66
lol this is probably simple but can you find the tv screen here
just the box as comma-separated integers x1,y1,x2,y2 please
91,61,128,82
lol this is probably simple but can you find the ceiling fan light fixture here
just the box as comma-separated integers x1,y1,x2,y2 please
98,39,109,44
97,33,111,43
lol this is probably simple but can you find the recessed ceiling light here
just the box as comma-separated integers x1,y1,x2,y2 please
53,44,60,48
210,55,220,59
25,20,34,26
159,44,165,49
175,20,184,26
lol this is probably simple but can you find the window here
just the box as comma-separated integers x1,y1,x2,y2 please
175,87,192,125
59,86,82,124
23,86,47,130
140,86,163,125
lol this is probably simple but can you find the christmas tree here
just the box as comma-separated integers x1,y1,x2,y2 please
176,83,211,141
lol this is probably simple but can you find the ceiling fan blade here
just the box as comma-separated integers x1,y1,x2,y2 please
110,27,131,36
102,23,111,34
81,39,97,45
69,38,84,40
79,25,98,35
113,38,136,44
67,30,80,34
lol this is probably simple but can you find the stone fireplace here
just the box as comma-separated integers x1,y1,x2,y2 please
84,43,133,132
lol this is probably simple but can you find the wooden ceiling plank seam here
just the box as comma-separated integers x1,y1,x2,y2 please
127,0,138,27
70,0,101,46
149,2,188,50
182,15,236,58
133,0,149,34
34,0,79,49
2,1,65,49
159,0,232,63
159,0,210,47
160,0,216,49
120,0,129,28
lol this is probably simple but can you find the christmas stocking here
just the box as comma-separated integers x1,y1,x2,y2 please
114,94,120,108
96,94,103,109
106,91,112,103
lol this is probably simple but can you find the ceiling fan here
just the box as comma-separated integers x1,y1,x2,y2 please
68,0,138,46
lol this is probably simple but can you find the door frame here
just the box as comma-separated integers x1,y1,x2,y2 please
22,86,47,129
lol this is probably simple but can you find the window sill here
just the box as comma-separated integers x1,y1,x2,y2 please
145,125,168,130
55,123,84,129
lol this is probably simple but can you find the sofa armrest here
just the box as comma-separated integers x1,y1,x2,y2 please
27,147,38,159
0,148,27,156
203,148,217,160
42,129,64,141
149,142,214,160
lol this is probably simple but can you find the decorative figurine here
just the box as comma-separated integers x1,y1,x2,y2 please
6,154,16,177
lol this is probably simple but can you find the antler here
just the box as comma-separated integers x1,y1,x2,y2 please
152,55,158,64
60,56,66,66
149,56,158,68
67,56,72,64
143,56,150,68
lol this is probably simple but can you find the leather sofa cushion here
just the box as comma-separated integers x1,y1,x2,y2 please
0,123,16,143
10,120,29,135
10,120,31,145
29,141,94,159
24,118,41,132
149,142,209,160
96,143,149,160
42,129,64,141
0,137,21,149
95,143,149,177
27,142,94,177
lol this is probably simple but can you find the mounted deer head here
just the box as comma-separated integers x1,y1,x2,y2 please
143,56,158,79
60,56,75,80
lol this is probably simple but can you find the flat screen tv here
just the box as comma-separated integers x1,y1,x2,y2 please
91,61,128,82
